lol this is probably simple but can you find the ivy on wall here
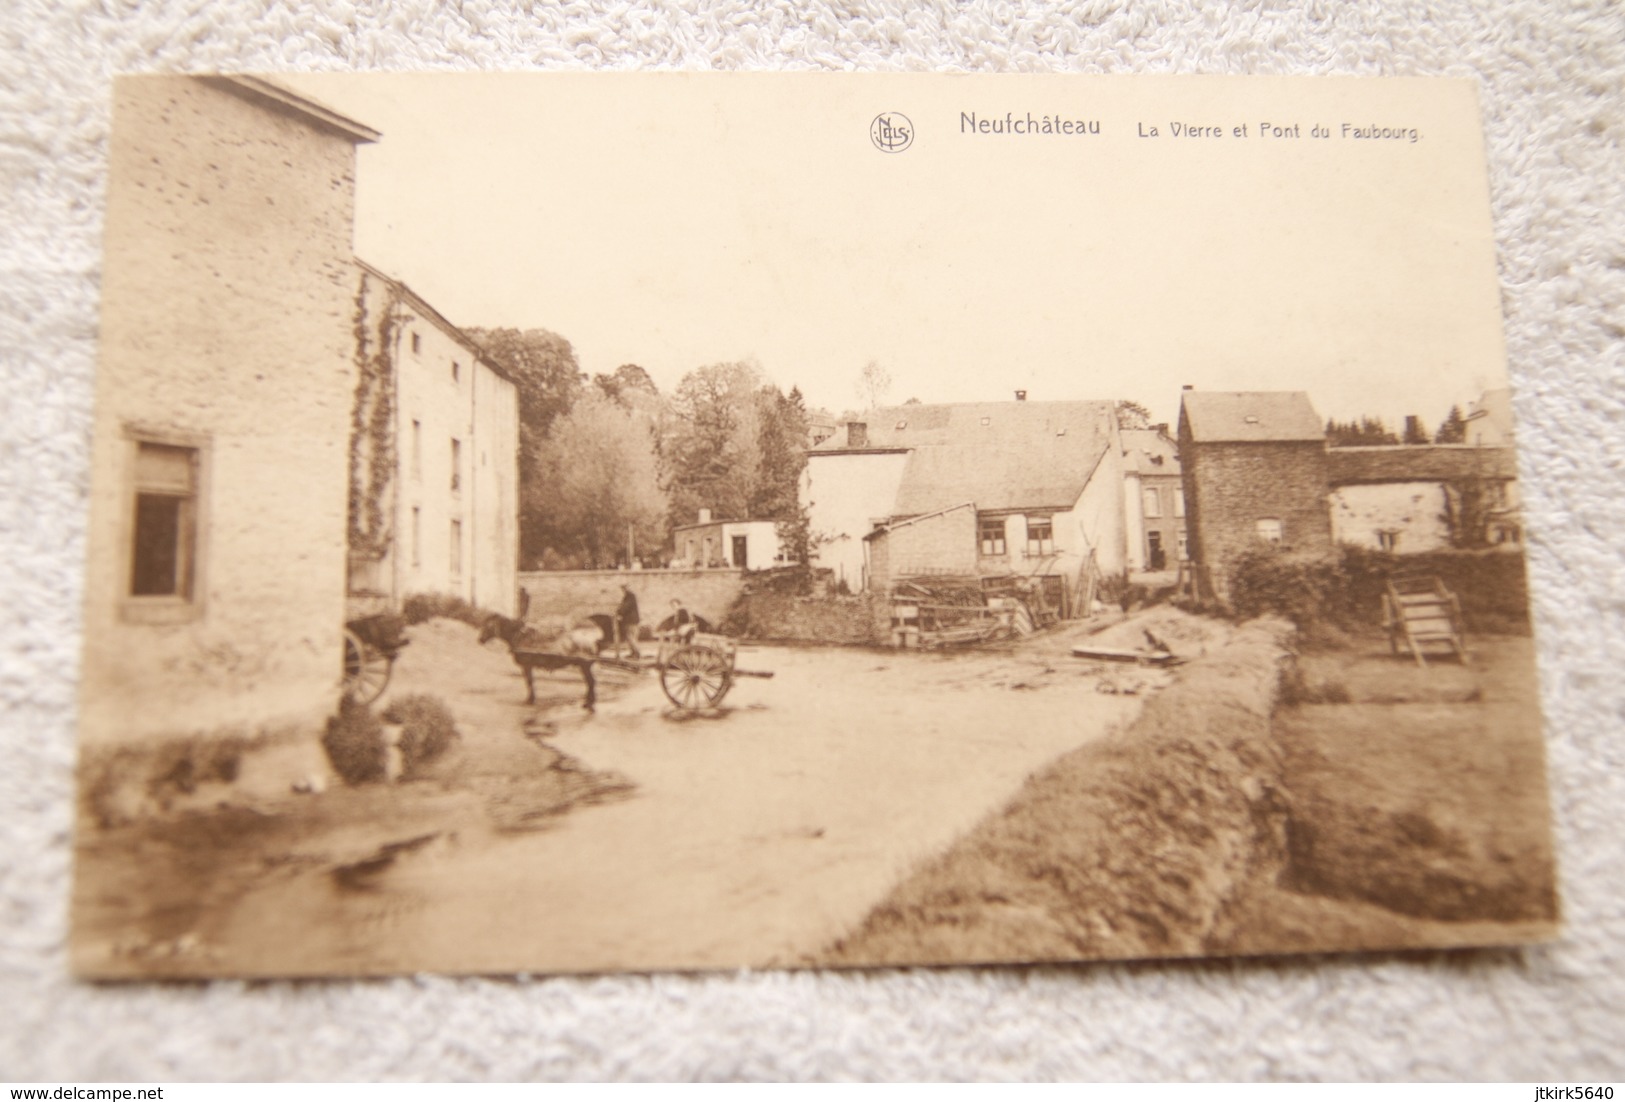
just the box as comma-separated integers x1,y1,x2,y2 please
347,278,401,559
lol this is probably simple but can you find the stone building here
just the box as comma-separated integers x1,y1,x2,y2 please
1177,390,1333,602
803,400,1127,612
80,76,378,750
671,510,786,570
1327,444,1521,552
1121,425,1185,572
350,261,520,616
1180,389,1525,603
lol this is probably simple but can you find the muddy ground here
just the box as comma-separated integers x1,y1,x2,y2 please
74,613,1191,978
75,611,1553,978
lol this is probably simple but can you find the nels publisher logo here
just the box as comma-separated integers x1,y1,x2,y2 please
870,112,913,153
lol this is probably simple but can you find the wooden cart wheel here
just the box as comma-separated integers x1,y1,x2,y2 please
342,628,393,704
660,644,733,710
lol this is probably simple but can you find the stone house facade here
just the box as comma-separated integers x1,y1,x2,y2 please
351,261,520,616
80,76,378,750
1178,390,1333,603
1180,389,1525,603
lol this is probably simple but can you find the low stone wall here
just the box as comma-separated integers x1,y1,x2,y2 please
517,569,748,629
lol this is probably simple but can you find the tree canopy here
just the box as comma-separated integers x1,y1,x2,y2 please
529,390,668,570
1326,415,1400,447
1435,405,1467,444
469,327,587,564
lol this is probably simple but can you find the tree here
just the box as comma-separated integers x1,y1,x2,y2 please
469,327,584,438
855,360,892,410
1435,404,1467,444
1326,414,1399,447
750,385,810,520
662,361,766,529
1403,415,1430,445
529,390,668,569
594,363,659,405
1115,400,1153,430
469,327,587,563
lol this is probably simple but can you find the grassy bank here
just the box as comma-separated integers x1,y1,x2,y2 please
822,618,1294,967
821,617,1558,968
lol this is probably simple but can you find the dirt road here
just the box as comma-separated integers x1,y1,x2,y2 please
79,618,1169,977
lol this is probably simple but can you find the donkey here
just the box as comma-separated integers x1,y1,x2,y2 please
478,613,604,710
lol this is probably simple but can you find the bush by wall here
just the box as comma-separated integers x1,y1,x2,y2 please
1228,546,1529,634
402,592,493,627
322,696,388,785
381,693,460,775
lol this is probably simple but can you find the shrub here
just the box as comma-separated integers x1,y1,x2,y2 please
381,693,460,775
402,592,492,627
1227,546,1529,635
322,696,387,785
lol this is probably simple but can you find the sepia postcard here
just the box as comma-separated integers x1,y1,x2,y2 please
73,73,1558,979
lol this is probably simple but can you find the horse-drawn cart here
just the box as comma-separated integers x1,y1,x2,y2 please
602,631,774,711
342,611,409,704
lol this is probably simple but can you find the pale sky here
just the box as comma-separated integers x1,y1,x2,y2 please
283,73,1510,430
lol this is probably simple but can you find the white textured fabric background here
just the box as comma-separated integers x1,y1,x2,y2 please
3,0,1622,1082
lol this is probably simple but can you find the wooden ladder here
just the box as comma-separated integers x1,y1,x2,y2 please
1382,576,1467,667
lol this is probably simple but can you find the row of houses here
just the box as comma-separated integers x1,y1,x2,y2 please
80,76,1524,753
798,388,1520,614
82,76,518,752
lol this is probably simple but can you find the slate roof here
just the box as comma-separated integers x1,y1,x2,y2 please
1120,428,1180,476
1328,445,1518,484
815,401,1114,453
1180,391,1324,443
807,401,1117,516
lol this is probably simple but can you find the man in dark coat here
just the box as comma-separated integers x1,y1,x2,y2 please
616,583,642,659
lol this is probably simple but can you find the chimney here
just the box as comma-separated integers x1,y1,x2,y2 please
698,507,711,524
1014,389,1027,401
1182,384,1193,391
847,421,868,448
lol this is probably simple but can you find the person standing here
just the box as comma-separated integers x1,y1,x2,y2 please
669,598,697,643
616,583,642,659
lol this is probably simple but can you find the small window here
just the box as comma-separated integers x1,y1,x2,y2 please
979,416,991,427
410,331,422,355
450,438,462,493
411,419,422,479
1143,488,1162,519
452,360,461,384
129,441,199,601
1174,487,1185,518
412,507,421,567
450,519,463,578
1256,518,1283,545
1177,530,1189,560
979,517,1006,556
1377,530,1399,552
895,419,907,430
1025,516,1054,557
